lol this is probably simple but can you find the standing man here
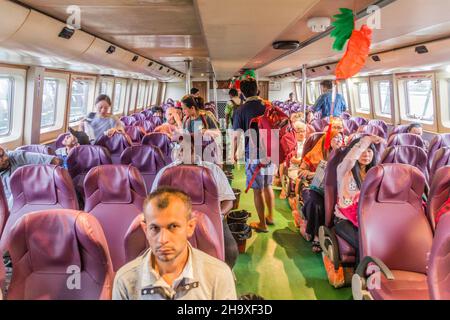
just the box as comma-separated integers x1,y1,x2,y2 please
113,187,237,300
224,88,241,129
313,80,347,118
232,79,275,233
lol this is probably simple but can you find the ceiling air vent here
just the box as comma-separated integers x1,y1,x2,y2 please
58,27,75,39
132,55,139,62
272,41,300,50
106,46,116,54
148,62,154,67
372,55,381,62
415,45,428,54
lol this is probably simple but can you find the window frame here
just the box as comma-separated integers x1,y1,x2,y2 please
0,75,14,137
437,73,450,132
40,78,59,130
68,75,96,126
370,75,394,123
112,78,127,116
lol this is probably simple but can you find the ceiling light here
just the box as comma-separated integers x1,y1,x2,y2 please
307,17,331,33
106,46,116,54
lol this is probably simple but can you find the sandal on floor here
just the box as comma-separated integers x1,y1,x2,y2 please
249,222,269,233
312,241,323,253
265,217,275,226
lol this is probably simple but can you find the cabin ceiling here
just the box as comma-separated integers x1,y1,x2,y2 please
17,0,212,77
12,0,450,80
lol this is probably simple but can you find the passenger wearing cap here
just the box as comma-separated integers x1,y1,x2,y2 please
55,128,90,169
113,187,237,300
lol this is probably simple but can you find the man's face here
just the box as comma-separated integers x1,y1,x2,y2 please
182,105,195,118
143,196,196,263
63,134,78,148
0,147,10,171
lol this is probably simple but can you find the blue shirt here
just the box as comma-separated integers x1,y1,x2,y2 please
313,92,347,118
232,97,266,160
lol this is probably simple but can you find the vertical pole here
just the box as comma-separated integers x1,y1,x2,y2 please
302,64,307,123
185,60,191,94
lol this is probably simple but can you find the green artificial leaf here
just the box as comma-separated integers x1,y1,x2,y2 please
330,8,355,51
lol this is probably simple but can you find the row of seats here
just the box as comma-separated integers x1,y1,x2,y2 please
0,163,226,299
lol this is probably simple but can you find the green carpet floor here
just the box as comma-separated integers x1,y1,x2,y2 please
231,165,352,300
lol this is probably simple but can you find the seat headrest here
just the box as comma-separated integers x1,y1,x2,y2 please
157,166,218,205
376,164,425,203
388,133,425,149
67,145,112,176
96,134,131,154
120,146,166,173
85,165,147,204
381,145,428,179
10,165,59,205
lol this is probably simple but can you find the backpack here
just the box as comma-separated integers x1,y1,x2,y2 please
246,101,290,193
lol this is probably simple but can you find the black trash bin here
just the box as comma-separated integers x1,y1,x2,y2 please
227,210,250,225
228,223,252,253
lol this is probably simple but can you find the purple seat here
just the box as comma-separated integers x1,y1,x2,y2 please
134,120,156,133
0,165,78,251
84,165,147,271
124,126,145,145
67,145,112,197
387,133,426,149
55,133,70,150
124,210,224,264
6,209,114,300
353,164,432,300
343,119,359,134
132,113,146,122
310,119,326,132
142,133,172,161
430,148,450,183
142,109,152,118
301,133,325,159
342,112,352,120
0,255,4,299
120,116,136,126
120,145,167,191
0,181,9,240
358,125,386,139
428,134,450,171
154,165,225,261
427,166,450,232
16,145,56,156
351,117,368,127
428,213,450,300
152,117,163,127
95,133,132,164
381,145,429,182
389,124,409,137
368,120,388,134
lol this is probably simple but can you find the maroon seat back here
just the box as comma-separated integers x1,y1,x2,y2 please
120,116,136,126
95,133,131,164
0,165,79,251
55,133,70,150
310,119,325,132
427,166,450,231
120,145,167,191
16,145,56,156
430,148,450,183
142,133,172,160
124,126,145,144
389,124,409,138
358,164,432,274
381,146,429,182
351,117,368,126
343,119,359,134
84,165,147,271
6,210,113,300
0,181,9,239
387,133,426,149
368,120,388,134
301,133,325,159
134,120,156,133
359,125,386,139
124,211,223,264
428,213,450,300
155,165,224,261
67,145,112,197
152,117,163,127
428,134,450,171
132,113,146,122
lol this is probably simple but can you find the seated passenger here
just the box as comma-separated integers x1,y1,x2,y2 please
154,107,183,139
81,94,124,142
407,122,426,148
279,121,307,200
151,106,164,119
113,187,237,300
334,135,382,259
0,146,61,209
181,95,220,139
55,128,90,169
298,130,343,252
151,138,238,268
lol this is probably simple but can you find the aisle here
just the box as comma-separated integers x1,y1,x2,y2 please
231,165,352,300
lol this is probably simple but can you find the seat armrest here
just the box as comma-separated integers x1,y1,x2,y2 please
355,256,395,280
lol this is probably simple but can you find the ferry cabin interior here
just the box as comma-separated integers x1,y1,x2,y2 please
0,0,449,300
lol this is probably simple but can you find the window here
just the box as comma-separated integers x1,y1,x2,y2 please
375,80,392,116
339,82,349,105
0,77,13,136
99,81,108,95
308,82,318,104
356,82,371,112
41,79,58,128
405,79,434,122
69,80,90,122
113,82,123,114
137,81,147,109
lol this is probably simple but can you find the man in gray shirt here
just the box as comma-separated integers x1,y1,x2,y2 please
113,187,237,300
0,146,61,209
